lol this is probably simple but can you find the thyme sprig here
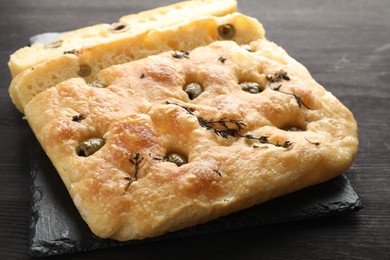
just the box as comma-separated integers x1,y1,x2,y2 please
166,101,293,148
213,169,223,177
123,177,134,191
199,117,246,139
275,140,294,148
166,101,245,139
271,84,310,109
129,153,144,179
63,49,79,55
124,153,144,191
244,133,293,149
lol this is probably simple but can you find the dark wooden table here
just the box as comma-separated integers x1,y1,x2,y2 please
1,0,389,259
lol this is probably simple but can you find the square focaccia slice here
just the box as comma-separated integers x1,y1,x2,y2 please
24,39,358,241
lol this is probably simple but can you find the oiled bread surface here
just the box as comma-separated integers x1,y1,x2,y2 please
25,39,358,241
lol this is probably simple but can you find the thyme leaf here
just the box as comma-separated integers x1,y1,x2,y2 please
129,153,144,179
124,153,144,191
218,56,227,63
214,128,240,139
149,153,165,161
266,69,290,83
72,113,86,123
213,169,223,177
123,176,135,191
305,137,321,146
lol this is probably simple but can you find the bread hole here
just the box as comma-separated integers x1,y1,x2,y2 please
78,64,92,77
218,24,235,40
282,124,306,132
109,22,128,33
76,138,106,157
237,66,266,93
27,84,33,90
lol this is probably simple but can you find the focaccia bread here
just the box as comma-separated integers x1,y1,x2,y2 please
24,39,358,241
9,12,264,113
8,0,237,78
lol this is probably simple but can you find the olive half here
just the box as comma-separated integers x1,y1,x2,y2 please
240,82,261,94
184,83,203,100
78,64,92,77
77,138,105,157
88,81,106,88
218,24,236,39
164,153,187,167
286,126,303,132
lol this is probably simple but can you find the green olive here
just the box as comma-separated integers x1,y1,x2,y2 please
78,64,92,77
218,24,236,39
240,82,261,94
88,81,106,88
77,138,105,157
164,153,187,167
286,126,303,132
184,83,203,100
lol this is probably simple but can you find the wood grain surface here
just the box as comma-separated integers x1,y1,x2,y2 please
0,0,389,259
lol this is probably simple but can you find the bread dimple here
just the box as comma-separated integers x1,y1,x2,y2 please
24,39,358,241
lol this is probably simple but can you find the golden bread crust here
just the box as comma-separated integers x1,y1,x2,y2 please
25,39,358,241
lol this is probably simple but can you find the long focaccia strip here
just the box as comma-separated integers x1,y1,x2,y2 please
8,0,237,78
24,39,358,241
10,13,264,113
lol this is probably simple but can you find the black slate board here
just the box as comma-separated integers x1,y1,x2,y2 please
29,138,362,257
